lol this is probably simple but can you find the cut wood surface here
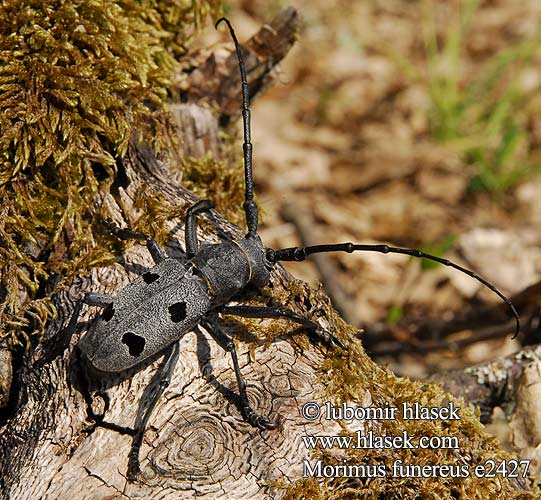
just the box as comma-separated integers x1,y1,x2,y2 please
5,144,352,500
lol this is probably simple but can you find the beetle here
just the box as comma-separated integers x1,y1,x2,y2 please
65,17,520,481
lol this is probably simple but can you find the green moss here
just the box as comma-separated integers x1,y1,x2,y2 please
239,279,539,499
178,153,246,228
0,0,221,348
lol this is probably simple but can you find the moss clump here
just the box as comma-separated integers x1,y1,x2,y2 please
179,153,246,227
0,0,221,348
242,279,538,499
281,312,539,499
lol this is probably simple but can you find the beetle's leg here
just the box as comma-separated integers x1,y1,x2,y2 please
39,292,113,369
185,199,215,259
63,292,112,337
104,219,167,264
127,342,180,481
203,316,276,430
220,305,347,350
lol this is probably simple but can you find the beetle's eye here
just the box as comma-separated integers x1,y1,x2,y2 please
169,302,187,323
122,331,145,357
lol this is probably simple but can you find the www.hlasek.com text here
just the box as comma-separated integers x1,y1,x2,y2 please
301,430,459,450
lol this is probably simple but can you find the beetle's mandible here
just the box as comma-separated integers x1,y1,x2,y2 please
65,17,520,481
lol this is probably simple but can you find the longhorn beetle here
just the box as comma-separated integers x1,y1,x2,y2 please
65,17,520,481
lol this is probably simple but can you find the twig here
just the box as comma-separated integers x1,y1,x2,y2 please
428,344,541,423
367,318,517,357
363,280,541,354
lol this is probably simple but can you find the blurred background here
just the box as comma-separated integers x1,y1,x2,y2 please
195,0,541,378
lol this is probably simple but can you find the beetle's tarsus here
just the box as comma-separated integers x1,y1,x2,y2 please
315,327,347,350
127,453,140,482
104,219,167,264
241,399,277,430
252,414,277,431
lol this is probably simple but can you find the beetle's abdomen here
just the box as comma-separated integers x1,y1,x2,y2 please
79,262,210,373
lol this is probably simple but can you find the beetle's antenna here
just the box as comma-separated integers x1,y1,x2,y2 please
268,243,520,338
216,17,259,236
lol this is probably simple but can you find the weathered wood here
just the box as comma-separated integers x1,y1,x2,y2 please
2,141,351,499
0,10,322,500
430,345,541,483
430,344,541,423
184,7,299,119
0,7,536,500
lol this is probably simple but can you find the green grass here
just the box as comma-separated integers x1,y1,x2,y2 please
419,234,457,270
383,0,541,196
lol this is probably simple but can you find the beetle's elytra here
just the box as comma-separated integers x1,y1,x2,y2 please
65,17,520,481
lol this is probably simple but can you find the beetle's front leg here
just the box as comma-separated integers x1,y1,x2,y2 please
185,199,215,258
203,315,277,430
103,219,167,264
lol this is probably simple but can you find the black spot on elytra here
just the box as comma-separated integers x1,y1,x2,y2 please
143,271,159,284
122,331,145,357
101,303,114,321
168,302,187,323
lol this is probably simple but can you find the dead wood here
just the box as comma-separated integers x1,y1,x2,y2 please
429,344,541,483
429,344,541,423
362,281,541,356
0,9,319,500
0,7,536,500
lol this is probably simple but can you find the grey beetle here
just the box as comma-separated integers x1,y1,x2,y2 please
66,18,519,481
